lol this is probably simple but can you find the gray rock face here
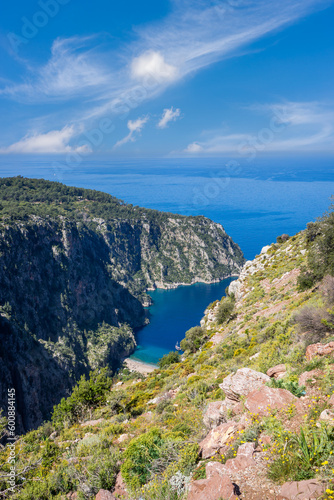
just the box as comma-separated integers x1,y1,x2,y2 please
0,194,244,432
219,368,270,402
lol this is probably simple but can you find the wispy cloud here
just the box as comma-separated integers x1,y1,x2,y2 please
183,102,334,155
0,126,91,154
1,0,332,151
114,116,149,148
157,107,181,129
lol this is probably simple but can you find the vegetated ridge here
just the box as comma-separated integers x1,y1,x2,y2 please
2,204,334,499
0,176,244,432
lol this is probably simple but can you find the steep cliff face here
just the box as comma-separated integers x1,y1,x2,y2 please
0,177,244,431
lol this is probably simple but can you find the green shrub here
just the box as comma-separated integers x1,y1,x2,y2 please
216,297,235,325
158,352,181,369
180,326,206,353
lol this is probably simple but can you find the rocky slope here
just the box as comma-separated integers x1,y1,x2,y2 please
0,177,244,431
6,222,334,500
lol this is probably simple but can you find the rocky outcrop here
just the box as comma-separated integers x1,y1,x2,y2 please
203,401,227,429
95,491,116,500
219,368,270,402
278,479,326,500
199,422,242,459
305,341,334,361
245,386,301,416
267,364,287,379
187,471,237,500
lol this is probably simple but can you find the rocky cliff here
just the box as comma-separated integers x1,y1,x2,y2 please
0,177,244,431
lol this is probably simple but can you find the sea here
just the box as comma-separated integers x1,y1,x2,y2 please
1,155,333,364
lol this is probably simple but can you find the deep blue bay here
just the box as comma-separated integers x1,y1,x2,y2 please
1,155,334,364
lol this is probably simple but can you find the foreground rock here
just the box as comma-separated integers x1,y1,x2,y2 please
219,368,270,402
245,386,300,416
267,364,286,379
298,369,323,387
95,491,116,500
305,341,334,361
206,442,256,476
187,472,237,500
278,479,326,499
203,401,227,429
112,472,127,499
200,422,241,459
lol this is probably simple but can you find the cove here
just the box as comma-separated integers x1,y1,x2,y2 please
130,277,236,365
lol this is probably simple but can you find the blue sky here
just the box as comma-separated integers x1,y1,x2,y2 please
0,0,334,158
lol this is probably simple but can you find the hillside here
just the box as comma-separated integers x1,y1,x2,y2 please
3,208,334,499
0,177,244,432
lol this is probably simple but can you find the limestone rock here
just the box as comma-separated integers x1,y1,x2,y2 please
203,401,227,429
305,341,334,361
95,490,116,500
199,422,240,459
298,369,323,387
219,368,270,402
187,472,237,500
319,409,334,424
245,386,300,416
278,479,325,499
267,364,286,379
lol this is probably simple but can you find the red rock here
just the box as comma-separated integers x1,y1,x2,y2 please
298,369,323,387
199,422,240,459
245,386,301,417
187,473,237,500
219,368,270,402
267,364,286,379
112,472,127,499
305,341,334,361
206,443,255,476
95,490,116,500
278,479,326,499
329,394,334,406
203,401,226,429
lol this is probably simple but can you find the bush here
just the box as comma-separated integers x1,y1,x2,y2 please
121,429,181,490
158,352,181,369
52,368,112,428
294,305,333,343
276,234,290,244
216,297,235,325
180,326,206,353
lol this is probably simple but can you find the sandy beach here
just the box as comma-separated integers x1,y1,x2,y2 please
124,358,157,375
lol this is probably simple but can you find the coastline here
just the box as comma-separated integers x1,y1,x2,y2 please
146,274,239,291
124,357,157,375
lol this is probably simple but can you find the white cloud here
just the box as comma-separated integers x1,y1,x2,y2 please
185,142,203,153
114,116,149,148
182,102,334,155
131,51,178,83
0,126,91,154
1,0,332,150
157,107,181,128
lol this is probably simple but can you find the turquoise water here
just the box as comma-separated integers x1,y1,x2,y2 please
1,155,334,364
130,277,235,365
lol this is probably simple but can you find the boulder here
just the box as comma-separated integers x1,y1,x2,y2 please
112,472,127,499
245,386,300,417
305,341,334,361
199,422,240,459
206,442,255,475
95,490,116,500
203,401,227,429
267,364,286,379
219,368,270,402
278,479,326,499
187,473,237,500
298,369,323,387
80,418,104,428
319,409,334,424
